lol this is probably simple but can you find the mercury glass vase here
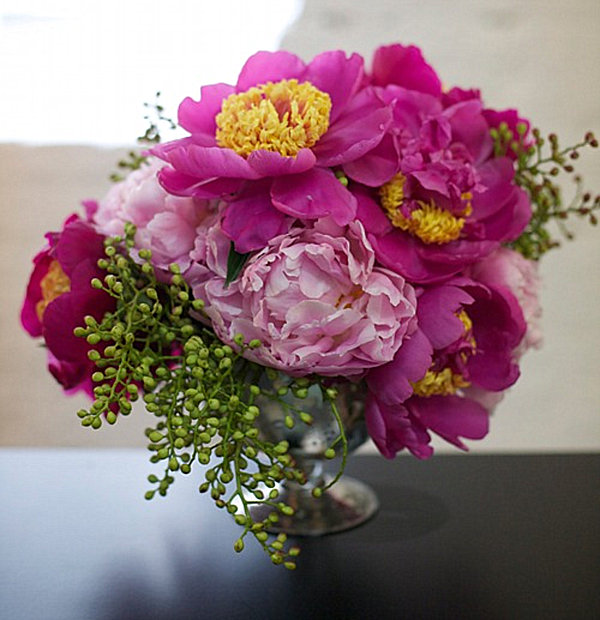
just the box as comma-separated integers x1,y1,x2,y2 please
250,376,379,536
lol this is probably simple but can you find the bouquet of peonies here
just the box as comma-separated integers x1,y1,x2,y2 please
22,44,598,566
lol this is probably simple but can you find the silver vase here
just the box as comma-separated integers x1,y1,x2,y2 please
251,376,379,536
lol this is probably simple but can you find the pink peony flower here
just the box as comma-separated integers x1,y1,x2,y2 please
92,159,212,274
189,218,418,377
152,50,393,252
469,247,543,354
365,277,527,458
352,44,531,283
21,215,115,396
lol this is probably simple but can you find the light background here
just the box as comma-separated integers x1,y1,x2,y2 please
1,0,599,452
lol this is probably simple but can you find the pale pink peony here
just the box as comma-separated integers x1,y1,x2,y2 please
189,218,418,376
469,247,543,354
93,159,212,273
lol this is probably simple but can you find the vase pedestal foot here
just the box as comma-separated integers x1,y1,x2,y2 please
249,475,379,537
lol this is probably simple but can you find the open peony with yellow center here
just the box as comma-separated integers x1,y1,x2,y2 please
379,173,472,245
35,260,70,321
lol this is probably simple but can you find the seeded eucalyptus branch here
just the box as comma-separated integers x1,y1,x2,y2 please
491,123,599,259
72,223,352,568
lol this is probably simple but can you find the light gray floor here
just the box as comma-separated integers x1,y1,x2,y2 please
1,0,599,451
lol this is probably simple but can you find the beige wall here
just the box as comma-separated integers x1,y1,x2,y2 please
1,0,599,452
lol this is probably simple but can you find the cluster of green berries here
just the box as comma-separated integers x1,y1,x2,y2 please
491,124,599,260
72,225,334,567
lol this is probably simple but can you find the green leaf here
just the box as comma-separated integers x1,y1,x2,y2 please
225,242,250,286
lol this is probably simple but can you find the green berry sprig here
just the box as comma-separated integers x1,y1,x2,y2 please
72,223,335,568
491,123,599,260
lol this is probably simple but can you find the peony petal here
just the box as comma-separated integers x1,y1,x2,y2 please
178,83,235,138
478,186,531,243
343,133,399,187
369,231,463,283
47,352,92,396
365,394,434,459
383,85,442,136
271,168,357,224
410,395,489,450
371,44,442,96
312,87,392,167
55,220,105,277
222,192,290,253
304,51,364,122
367,329,433,406
236,50,306,91
355,188,393,236
21,249,54,337
417,283,476,349
466,285,526,390
43,275,112,363
444,100,493,164
157,166,243,198
157,143,261,181
470,157,517,220
246,148,316,177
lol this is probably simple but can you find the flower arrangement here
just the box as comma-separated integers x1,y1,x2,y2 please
22,44,598,567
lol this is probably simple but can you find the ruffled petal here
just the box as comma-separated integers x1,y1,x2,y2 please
365,394,434,459
304,51,364,122
444,100,493,164
236,50,306,91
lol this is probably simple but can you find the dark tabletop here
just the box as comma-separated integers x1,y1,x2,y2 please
0,450,598,620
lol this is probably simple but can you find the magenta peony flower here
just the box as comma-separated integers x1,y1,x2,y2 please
21,215,115,395
152,50,393,252
188,217,418,377
365,392,489,459
352,44,531,283
365,276,527,458
469,247,543,354
92,159,213,275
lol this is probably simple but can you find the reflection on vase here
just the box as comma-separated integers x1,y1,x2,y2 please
250,376,379,536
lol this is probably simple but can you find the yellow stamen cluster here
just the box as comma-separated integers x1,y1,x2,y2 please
411,368,471,398
35,260,70,321
457,309,473,334
378,174,472,245
411,310,477,397
215,79,331,158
